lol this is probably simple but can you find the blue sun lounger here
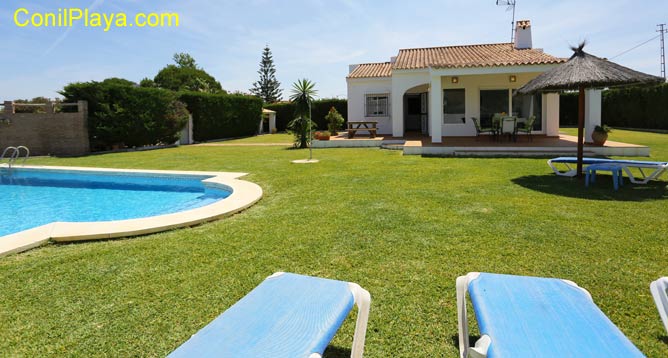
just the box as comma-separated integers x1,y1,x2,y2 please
548,157,668,184
168,272,370,358
456,272,645,358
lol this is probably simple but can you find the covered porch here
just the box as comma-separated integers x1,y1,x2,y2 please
390,69,603,146
313,132,649,157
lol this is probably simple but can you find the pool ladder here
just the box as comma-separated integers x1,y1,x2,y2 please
1,146,30,168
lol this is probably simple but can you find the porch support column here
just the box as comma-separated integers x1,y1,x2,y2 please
391,86,404,137
429,75,442,143
584,89,601,143
544,93,560,137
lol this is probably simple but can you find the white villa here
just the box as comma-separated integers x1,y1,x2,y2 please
346,20,605,145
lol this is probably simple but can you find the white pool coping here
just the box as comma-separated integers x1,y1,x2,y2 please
0,165,263,257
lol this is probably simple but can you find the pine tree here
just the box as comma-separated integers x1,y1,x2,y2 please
250,46,282,103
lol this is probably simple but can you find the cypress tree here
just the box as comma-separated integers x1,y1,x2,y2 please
250,46,282,103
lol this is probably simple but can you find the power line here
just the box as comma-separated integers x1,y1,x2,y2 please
609,34,661,60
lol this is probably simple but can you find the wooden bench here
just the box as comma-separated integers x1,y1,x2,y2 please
348,121,378,138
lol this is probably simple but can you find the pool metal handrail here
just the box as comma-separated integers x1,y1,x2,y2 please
1,146,30,168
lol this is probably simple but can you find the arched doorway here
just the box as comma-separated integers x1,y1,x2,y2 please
403,84,429,136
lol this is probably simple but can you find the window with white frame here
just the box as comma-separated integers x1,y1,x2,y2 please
365,94,389,117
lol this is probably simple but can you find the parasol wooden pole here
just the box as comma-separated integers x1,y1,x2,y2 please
577,86,585,178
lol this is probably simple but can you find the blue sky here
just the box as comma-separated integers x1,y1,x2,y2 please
1,0,666,100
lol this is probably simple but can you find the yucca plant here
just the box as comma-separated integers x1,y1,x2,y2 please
288,79,317,149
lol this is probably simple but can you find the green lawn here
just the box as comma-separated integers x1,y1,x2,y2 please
212,132,293,144
1,130,667,357
560,127,668,159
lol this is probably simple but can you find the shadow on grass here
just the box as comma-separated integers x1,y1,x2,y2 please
512,174,668,202
450,334,481,350
658,335,668,345
323,345,351,358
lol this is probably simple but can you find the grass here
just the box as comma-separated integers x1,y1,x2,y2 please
212,132,293,144
560,127,668,159
1,129,667,357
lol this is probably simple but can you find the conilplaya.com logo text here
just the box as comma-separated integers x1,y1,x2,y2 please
12,8,179,32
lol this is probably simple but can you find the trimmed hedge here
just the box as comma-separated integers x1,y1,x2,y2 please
179,92,263,141
560,84,668,129
265,98,347,131
602,84,668,129
60,81,189,151
559,92,579,126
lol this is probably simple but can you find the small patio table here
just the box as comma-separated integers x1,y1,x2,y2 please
585,163,625,191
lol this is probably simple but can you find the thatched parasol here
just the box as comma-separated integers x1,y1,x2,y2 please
516,42,664,177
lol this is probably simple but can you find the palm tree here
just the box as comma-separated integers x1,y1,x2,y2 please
288,79,317,149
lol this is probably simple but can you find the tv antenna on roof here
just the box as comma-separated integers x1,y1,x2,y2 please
496,0,517,44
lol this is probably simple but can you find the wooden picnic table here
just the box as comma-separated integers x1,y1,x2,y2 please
347,121,378,138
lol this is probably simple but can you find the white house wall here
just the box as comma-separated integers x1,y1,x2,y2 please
584,89,602,143
347,77,393,134
544,93,560,136
348,67,563,138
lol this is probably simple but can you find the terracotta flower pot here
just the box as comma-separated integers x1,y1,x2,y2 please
320,135,330,141
591,131,608,146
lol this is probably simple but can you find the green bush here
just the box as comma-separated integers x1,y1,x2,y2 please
560,84,668,129
602,84,668,129
325,106,345,134
179,92,263,141
265,98,347,131
60,80,189,150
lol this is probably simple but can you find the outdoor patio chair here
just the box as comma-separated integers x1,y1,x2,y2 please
471,117,495,141
516,115,536,141
547,157,668,184
500,116,517,142
650,277,668,335
168,272,371,358
456,272,645,358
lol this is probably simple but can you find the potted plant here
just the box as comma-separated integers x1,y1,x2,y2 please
314,131,322,140
325,107,344,135
319,131,331,140
592,125,611,146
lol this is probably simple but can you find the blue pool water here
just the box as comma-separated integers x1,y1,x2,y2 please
0,168,231,237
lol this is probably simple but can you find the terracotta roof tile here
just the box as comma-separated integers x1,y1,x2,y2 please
347,62,392,78
393,43,565,70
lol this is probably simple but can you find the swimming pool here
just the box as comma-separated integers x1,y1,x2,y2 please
0,166,262,256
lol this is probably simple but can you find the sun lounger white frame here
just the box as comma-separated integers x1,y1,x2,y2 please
622,163,668,184
650,277,668,335
456,272,592,358
547,158,668,184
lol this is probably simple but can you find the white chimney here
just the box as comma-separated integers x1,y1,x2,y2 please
349,64,359,74
514,20,532,49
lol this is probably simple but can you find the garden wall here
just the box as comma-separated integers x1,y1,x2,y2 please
0,101,90,156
